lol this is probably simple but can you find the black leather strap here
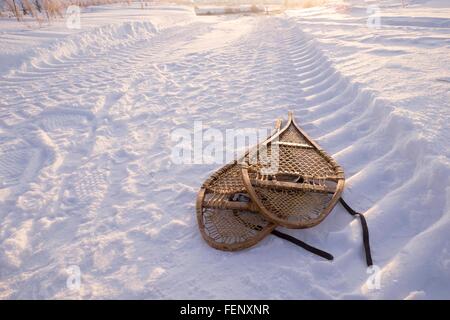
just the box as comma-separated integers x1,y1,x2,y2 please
339,198,373,266
271,229,334,261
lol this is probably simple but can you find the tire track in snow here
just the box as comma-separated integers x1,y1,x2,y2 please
280,15,450,298
0,19,216,295
145,17,448,299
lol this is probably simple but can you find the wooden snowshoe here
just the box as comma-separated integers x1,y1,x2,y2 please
241,111,345,228
196,120,282,251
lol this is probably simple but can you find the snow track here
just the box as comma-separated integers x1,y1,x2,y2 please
0,4,449,299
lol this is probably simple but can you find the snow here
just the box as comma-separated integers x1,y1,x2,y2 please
0,1,449,299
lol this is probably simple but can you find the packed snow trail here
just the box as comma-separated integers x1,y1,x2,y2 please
0,4,449,299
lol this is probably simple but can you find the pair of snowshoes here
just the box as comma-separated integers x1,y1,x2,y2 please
196,112,372,265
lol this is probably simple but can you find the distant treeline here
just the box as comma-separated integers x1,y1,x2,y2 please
0,0,131,22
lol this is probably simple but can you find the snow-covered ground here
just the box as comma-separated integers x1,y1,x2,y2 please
0,1,449,299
